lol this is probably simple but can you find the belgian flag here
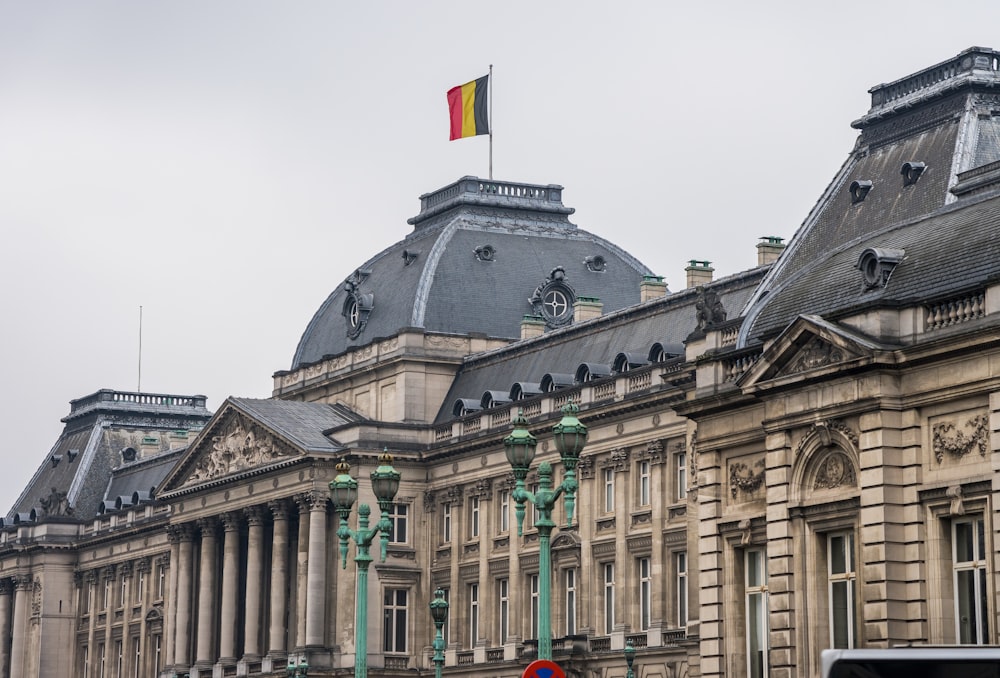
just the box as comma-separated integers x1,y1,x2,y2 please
447,75,490,140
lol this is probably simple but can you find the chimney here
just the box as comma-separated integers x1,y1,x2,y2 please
640,275,668,302
573,296,603,322
520,315,546,340
685,260,714,289
757,236,786,266
139,435,160,458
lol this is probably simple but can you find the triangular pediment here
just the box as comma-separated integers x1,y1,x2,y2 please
739,315,897,392
160,401,304,495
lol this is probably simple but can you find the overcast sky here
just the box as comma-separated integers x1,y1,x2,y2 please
1,1,997,510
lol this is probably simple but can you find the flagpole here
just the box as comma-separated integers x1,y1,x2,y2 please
489,63,493,180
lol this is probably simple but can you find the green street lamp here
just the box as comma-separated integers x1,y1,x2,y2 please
504,402,587,661
286,656,309,677
331,450,401,678
624,639,636,678
429,588,449,678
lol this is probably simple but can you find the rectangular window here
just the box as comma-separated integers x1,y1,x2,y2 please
604,469,615,513
388,503,408,544
638,461,650,507
134,569,144,605
470,497,480,538
119,574,128,608
383,588,408,653
604,562,616,634
440,588,450,644
498,578,509,644
469,584,479,648
530,573,540,639
638,557,651,630
155,561,165,600
828,531,857,649
500,490,510,533
102,577,111,611
677,551,688,627
115,639,123,678
97,642,106,678
746,548,769,678
81,580,92,615
81,645,90,678
954,516,989,644
677,451,688,500
152,634,161,676
442,504,452,543
529,483,540,528
566,569,577,636
131,637,140,678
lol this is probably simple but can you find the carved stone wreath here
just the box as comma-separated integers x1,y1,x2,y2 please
730,458,766,500
813,452,856,490
934,414,988,464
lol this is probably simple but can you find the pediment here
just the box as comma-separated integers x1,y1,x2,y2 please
160,402,303,494
739,315,895,392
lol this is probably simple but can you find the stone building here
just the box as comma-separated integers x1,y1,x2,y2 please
2,46,1000,678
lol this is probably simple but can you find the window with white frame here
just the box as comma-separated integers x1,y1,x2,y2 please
442,504,452,543
529,483,540,528
98,643,106,678
102,576,111,611
565,568,577,636
470,497,480,538
115,639,123,678
639,557,651,630
387,503,409,544
530,573,540,639
638,461,650,507
954,516,989,644
81,645,90,678
383,588,408,653
677,551,688,627
152,634,161,676
469,583,479,647
134,569,144,605
118,573,128,608
499,578,509,644
603,562,616,634
676,450,688,500
603,469,615,513
746,548,768,678
438,587,451,643
155,561,165,600
499,489,510,533
131,637,140,678
828,531,856,649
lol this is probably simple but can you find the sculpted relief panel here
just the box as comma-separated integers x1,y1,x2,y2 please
183,414,297,487
932,412,988,465
729,455,766,504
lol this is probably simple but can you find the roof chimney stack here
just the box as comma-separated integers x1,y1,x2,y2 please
685,261,714,289
520,315,546,340
757,236,786,266
573,296,603,323
640,275,668,302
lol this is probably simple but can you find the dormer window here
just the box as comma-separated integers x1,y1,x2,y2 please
856,247,904,290
475,245,496,262
901,162,926,187
849,180,873,204
585,255,607,272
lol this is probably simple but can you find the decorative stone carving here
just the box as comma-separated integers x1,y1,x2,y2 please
444,485,464,507
783,336,850,374
31,578,41,616
244,506,265,526
184,414,296,486
947,485,965,516
602,448,630,472
934,414,988,463
637,440,664,465
813,452,857,490
695,287,727,331
576,455,595,480
268,499,291,521
196,517,219,538
739,519,753,545
38,486,72,517
729,458,766,500
423,490,436,512
0,579,12,596
795,420,859,457
501,472,516,490
468,478,492,499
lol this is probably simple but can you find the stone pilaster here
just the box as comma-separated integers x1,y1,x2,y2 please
243,506,265,660
9,574,31,677
765,430,794,678
170,524,195,668
218,511,241,664
293,494,311,650
696,448,723,678
0,579,12,678
267,500,291,660
305,491,329,648
195,517,219,668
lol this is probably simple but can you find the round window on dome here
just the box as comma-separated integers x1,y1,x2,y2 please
543,289,570,320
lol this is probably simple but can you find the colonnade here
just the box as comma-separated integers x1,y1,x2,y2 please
166,491,332,674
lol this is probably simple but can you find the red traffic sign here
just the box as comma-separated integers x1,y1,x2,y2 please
523,659,566,678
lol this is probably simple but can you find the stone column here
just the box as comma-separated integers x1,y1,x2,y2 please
0,579,12,678
267,500,290,660
218,511,241,664
171,524,195,668
195,518,219,668
9,575,31,678
84,571,97,678
294,494,311,649
164,535,179,668
305,491,329,648
243,506,265,660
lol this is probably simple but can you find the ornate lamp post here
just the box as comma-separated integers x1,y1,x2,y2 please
429,587,449,678
330,450,401,678
624,639,636,678
504,402,588,660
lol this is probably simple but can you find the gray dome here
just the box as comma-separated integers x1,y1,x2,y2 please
292,177,655,369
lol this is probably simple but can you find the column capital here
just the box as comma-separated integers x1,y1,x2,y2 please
155,553,171,569
167,522,195,543
135,557,151,574
0,579,12,595
197,517,220,538
244,505,266,526
221,511,242,532
84,570,98,585
13,574,32,591
268,499,291,521
119,561,133,577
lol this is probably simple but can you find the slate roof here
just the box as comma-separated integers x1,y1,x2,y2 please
291,177,654,370
435,268,765,424
742,47,1000,344
228,398,357,452
747,187,1000,341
